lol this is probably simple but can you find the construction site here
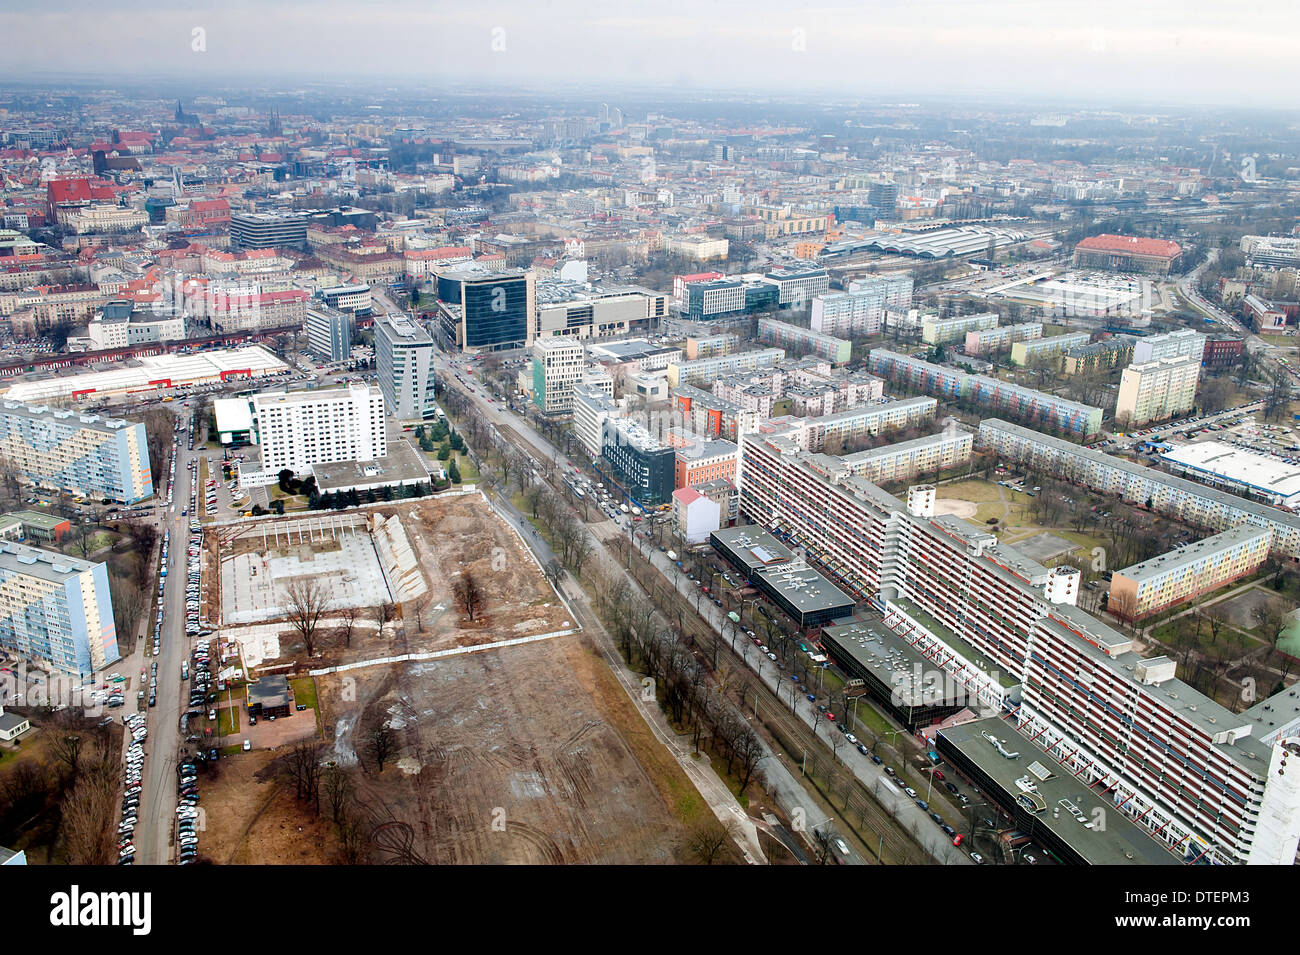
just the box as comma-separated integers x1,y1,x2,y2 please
201,492,705,864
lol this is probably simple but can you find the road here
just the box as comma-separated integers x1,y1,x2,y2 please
431,342,967,863
135,405,207,866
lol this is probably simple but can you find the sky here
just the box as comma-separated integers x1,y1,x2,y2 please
2,0,1298,109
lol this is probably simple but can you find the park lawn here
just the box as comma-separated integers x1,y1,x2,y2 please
64,530,118,556
1053,529,1111,557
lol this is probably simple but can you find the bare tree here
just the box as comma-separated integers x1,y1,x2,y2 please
339,606,359,649
686,819,732,865
322,762,354,826
733,727,766,796
286,576,330,658
366,724,396,773
452,572,485,622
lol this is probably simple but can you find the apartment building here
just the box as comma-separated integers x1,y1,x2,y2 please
1061,337,1135,375
757,317,851,364
1009,331,1091,366
977,418,1300,558
670,384,760,442
759,396,938,453
666,348,785,389
251,384,386,476
1116,355,1200,427
1133,328,1206,365
806,429,973,485
964,321,1042,356
868,349,1104,436
738,431,1300,864
1108,525,1272,621
532,337,586,414
0,402,152,504
0,543,119,678
808,273,913,338
683,333,739,360
668,433,739,490
921,312,998,346
373,312,437,420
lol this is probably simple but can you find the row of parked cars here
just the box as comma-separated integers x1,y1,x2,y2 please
175,752,201,864
186,520,206,637
117,713,149,864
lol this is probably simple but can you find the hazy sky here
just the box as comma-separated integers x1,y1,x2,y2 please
3,0,1298,108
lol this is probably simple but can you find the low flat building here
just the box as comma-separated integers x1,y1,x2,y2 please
710,525,855,629
246,675,292,719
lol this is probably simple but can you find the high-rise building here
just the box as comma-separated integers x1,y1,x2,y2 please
739,432,1300,864
757,318,851,364
1116,355,1200,427
532,338,586,414
1132,328,1206,365
0,402,152,503
373,312,437,420
0,542,119,677
305,307,353,364
810,273,913,337
251,384,386,476
434,265,536,353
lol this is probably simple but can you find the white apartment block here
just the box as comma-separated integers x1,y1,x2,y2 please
1009,331,1091,366
252,384,386,476
572,386,624,459
1117,355,1200,426
1132,328,1206,365
977,418,1300,558
666,348,786,389
921,312,998,346
532,338,586,414
760,396,938,453
810,273,913,338
807,429,973,485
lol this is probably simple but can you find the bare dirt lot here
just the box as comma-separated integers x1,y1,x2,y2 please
196,749,340,865
315,632,702,864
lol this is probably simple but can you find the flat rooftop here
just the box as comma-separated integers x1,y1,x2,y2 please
311,439,429,492
0,541,97,584
712,525,855,616
1162,440,1300,503
938,717,1180,866
822,619,949,707
1115,523,1271,583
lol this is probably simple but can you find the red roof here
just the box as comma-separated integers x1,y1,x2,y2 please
47,177,116,205
1075,234,1181,259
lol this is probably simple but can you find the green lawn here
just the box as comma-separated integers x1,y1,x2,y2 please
290,676,317,710
216,706,240,736
453,452,479,483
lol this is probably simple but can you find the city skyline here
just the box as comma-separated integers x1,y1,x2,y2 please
2,0,1299,110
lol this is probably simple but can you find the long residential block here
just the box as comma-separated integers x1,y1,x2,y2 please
0,401,152,504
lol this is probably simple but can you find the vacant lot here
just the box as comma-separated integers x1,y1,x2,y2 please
214,494,574,671
315,632,705,864
198,750,339,865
